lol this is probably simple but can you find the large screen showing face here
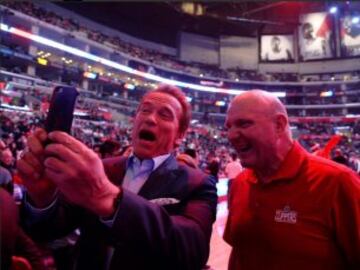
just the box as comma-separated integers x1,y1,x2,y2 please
260,35,294,61
340,15,360,57
299,12,335,60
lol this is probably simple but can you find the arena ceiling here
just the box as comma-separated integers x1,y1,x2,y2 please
55,1,358,47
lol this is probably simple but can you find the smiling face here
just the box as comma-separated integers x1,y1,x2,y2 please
225,92,284,172
132,91,184,159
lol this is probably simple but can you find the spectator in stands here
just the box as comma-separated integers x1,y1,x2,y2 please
0,147,16,175
310,142,321,154
176,153,198,169
119,145,133,157
0,188,45,270
225,152,242,182
184,147,199,167
349,151,360,175
0,160,12,194
224,90,360,269
224,152,242,206
0,146,14,194
98,139,121,158
205,152,220,182
332,148,349,167
17,84,217,270
311,134,342,159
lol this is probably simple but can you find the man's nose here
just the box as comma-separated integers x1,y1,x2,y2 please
144,112,157,125
227,128,241,141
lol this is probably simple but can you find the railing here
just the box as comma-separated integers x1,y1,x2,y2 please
1,70,360,114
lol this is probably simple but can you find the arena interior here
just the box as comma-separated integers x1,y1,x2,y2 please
0,1,359,269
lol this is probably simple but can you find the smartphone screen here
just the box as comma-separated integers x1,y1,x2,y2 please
44,86,79,134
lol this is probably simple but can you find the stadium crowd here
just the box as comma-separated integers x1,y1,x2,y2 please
0,104,359,199
1,82,359,187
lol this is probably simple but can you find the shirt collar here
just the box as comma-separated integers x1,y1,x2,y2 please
127,153,171,172
246,141,307,184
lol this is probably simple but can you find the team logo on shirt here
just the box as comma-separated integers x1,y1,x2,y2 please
274,205,297,224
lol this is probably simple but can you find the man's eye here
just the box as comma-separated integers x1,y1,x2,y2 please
140,108,151,114
234,121,252,128
159,110,173,120
239,123,251,128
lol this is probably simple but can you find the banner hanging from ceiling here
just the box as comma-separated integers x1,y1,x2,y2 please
299,12,335,60
340,15,360,57
260,35,294,61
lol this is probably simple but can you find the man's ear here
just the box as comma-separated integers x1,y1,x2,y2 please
274,114,288,134
174,133,185,148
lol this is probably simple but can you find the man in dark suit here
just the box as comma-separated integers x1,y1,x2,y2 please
17,84,217,270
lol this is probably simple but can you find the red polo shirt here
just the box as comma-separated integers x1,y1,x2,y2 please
224,141,360,270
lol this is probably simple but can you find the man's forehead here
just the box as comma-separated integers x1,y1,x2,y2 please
141,92,182,110
228,99,258,114
143,92,174,102
227,99,269,122
231,92,276,111
227,107,253,120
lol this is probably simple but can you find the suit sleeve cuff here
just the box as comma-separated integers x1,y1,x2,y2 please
99,188,123,227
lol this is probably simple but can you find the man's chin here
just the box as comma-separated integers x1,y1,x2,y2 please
241,163,252,169
240,159,254,169
133,148,154,159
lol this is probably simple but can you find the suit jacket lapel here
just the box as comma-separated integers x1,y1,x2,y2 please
103,156,127,186
138,154,180,199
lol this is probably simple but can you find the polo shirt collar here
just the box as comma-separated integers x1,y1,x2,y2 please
246,141,307,184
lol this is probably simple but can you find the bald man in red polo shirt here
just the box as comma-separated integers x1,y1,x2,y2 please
224,90,360,270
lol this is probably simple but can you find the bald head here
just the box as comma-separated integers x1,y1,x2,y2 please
226,90,293,178
229,90,288,120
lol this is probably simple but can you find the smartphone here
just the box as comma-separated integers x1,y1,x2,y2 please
44,86,79,134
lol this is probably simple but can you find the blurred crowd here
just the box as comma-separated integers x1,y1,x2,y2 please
1,81,359,195
0,107,359,203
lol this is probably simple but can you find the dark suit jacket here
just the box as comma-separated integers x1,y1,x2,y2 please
22,154,218,270
1,188,44,270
